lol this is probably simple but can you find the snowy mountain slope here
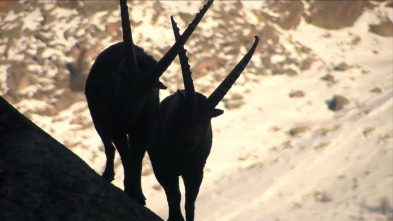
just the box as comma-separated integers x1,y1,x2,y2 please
1,1,392,220
202,10,393,221
146,3,393,220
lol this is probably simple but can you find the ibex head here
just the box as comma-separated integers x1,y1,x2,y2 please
113,0,214,120
170,16,259,123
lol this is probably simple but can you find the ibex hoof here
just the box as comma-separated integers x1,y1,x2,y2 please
102,171,115,182
124,189,146,205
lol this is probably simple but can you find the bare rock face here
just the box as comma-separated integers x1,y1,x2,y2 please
0,96,163,221
305,1,373,29
0,1,23,13
265,1,304,30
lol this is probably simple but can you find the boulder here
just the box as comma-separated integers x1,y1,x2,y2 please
369,19,393,37
0,96,163,221
326,95,349,111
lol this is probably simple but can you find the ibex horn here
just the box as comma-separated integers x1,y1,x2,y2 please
120,0,139,77
145,0,214,86
171,16,198,110
205,36,259,110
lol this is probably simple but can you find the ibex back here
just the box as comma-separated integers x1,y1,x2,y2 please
148,16,259,221
85,0,213,205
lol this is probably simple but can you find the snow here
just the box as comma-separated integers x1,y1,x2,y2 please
21,8,43,31
0,64,10,93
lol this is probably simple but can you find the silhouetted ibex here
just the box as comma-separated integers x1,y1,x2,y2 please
85,0,213,205
148,16,259,221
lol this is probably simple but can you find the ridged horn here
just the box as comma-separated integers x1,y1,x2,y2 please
120,0,139,77
171,16,197,110
145,0,214,86
205,36,259,110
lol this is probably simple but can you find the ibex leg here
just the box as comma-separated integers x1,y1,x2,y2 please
183,170,203,221
128,140,147,205
160,175,184,221
87,101,116,182
112,132,137,201
102,137,116,182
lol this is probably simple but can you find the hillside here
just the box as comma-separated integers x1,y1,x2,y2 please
0,1,392,220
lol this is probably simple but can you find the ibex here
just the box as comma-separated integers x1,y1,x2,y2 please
85,0,213,205
148,16,259,221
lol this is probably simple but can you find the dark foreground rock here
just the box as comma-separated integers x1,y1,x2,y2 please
0,96,162,221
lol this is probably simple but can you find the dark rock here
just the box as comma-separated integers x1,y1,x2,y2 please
369,87,382,94
321,74,335,82
289,90,305,98
333,62,351,71
321,74,336,86
326,95,349,111
351,36,362,46
0,96,163,221
289,125,309,137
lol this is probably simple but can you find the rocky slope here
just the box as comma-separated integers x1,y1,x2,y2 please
0,96,162,220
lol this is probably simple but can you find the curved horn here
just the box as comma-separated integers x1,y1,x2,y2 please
205,36,259,110
171,16,197,110
120,0,139,76
145,0,214,86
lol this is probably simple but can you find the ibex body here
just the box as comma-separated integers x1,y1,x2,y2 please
149,16,259,221
85,0,213,205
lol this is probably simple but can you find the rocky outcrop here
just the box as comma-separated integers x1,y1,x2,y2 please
305,1,373,29
0,1,23,13
0,96,163,221
265,1,304,30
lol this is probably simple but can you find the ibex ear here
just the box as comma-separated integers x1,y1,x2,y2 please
152,81,167,89
201,108,224,121
200,108,223,122
208,108,224,118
